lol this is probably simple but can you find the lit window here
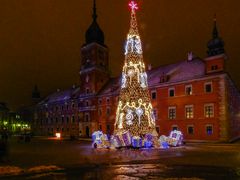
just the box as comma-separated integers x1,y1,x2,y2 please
185,105,194,119
151,91,157,100
169,88,175,97
206,125,213,135
187,126,194,134
205,104,214,118
185,85,192,95
168,106,176,119
205,82,212,93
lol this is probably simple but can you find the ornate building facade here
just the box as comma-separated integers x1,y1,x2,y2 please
33,1,240,142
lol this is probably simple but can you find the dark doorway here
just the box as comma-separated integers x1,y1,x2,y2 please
86,126,90,137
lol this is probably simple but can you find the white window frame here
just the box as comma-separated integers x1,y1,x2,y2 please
168,106,176,119
206,124,213,135
169,88,175,97
205,82,213,93
185,105,194,119
187,125,194,135
204,103,214,118
185,84,193,95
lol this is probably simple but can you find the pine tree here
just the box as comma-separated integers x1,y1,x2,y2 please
114,1,157,137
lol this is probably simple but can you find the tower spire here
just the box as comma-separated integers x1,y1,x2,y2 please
85,0,104,45
92,0,97,22
213,14,219,39
207,14,225,57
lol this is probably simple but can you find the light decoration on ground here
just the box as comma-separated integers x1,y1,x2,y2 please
55,133,61,139
114,0,158,137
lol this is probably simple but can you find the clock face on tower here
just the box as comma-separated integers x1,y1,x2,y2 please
86,75,90,83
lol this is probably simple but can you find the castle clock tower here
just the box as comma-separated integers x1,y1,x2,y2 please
80,0,110,95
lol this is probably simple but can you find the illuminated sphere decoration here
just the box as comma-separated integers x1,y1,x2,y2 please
114,0,158,137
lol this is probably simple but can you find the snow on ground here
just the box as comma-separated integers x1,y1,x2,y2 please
0,165,62,177
0,166,23,176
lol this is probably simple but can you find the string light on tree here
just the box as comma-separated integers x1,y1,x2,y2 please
114,0,158,137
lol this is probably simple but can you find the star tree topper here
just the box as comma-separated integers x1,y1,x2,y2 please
129,1,138,11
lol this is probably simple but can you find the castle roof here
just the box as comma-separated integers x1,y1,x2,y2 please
37,58,208,104
98,58,206,96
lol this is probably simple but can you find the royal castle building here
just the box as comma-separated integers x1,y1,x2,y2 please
33,1,240,142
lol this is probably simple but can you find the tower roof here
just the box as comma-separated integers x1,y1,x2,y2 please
85,0,105,46
207,15,225,57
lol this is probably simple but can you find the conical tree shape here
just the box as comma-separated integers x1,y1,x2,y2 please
114,1,157,137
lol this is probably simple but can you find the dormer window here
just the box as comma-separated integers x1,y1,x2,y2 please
159,73,168,83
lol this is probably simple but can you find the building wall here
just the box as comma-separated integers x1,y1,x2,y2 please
34,74,240,142
149,77,222,141
226,76,240,141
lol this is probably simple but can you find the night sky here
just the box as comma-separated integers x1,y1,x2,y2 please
0,0,239,110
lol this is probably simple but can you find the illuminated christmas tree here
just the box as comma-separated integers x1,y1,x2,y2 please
114,1,157,137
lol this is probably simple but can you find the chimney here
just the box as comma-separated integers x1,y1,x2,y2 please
187,52,193,61
148,64,152,71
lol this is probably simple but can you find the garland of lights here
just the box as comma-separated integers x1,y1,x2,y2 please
114,0,157,137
